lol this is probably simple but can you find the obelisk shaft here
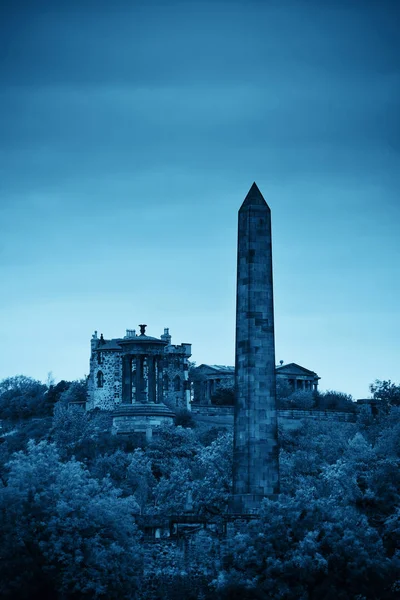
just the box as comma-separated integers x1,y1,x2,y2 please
231,183,279,514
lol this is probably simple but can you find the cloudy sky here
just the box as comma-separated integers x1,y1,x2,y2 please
1,0,399,398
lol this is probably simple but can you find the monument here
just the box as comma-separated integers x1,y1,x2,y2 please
230,182,280,513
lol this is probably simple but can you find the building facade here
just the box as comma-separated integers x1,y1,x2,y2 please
191,362,320,405
275,362,320,392
87,327,191,412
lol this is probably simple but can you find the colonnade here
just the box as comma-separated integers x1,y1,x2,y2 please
121,354,164,404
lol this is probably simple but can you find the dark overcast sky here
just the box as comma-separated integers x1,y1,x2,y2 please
0,0,399,398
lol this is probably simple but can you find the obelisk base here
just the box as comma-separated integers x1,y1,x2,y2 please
229,493,266,514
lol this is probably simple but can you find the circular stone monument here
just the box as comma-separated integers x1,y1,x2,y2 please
111,325,175,440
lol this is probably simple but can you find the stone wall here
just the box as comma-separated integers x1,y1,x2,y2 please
191,404,357,423
87,349,122,411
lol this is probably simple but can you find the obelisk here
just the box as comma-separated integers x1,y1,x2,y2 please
230,182,279,514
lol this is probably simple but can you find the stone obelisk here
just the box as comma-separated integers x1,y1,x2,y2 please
230,182,279,514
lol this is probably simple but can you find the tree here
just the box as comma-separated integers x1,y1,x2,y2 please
370,380,400,408
211,386,235,406
50,404,111,461
174,409,197,428
0,376,48,419
215,488,398,600
192,432,233,515
59,379,88,406
316,389,355,412
126,449,157,513
276,378,293,407
287,390,315,410
0,441,142,599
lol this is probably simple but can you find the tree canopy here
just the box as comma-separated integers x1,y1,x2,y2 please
0,375,399,599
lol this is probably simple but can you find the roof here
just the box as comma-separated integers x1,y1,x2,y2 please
96,334,167,351
196,364,235,374
96,338,123,351
276,362,319,378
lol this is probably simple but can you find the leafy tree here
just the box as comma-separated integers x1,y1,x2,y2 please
192,432,233,515
147,424,200,479
45,379,71,410
50,404,111,461
316,389,355,412
0,375,48,420
0,440,142,599
216,488,398,600
174,409,197,428
57,379,88,407
370,380,400,408
91,449,132,491
153,463,192,515
126,449,157,513
275,378,293,406
287,389,315,410
211,386,235,406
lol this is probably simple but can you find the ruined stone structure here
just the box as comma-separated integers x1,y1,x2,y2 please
230,183,280,514
87,327,191,413
191,362,320,405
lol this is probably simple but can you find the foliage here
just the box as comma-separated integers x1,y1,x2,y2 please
174,408,197,428
57,379,88,406
0,441,142,599
316,389,356,412
211,386,235,406
216,488,398,600
50,404,112,462
0,375,48,420
147,424,200,479
284,389,315,410
45,379,72,408
275,378,293,405
370,379,400,407
1,370,400,599
192,432,233,515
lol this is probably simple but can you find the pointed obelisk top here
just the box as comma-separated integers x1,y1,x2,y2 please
240,182,269,210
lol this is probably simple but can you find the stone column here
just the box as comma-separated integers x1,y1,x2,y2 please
147,355,157,404
135,356,145,403
206,380,212,405
157,357,163,404
122,355,132,404
231,183,280,514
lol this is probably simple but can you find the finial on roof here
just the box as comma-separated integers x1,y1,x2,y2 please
139,324,147,336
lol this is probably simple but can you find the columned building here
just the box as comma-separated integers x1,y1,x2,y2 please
87,326,191,413
275,362,320,392
191,362,320,405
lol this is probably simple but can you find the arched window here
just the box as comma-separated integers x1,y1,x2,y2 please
163,373,169,391
97,371,104,388
174,375,181,392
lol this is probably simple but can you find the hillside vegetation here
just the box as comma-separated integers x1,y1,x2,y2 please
0,376,399,599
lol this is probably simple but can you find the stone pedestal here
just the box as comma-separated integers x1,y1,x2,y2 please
112,403,175,438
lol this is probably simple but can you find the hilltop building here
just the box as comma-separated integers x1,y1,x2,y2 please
87,327,191,413
191,362,320,405
275,362,320,392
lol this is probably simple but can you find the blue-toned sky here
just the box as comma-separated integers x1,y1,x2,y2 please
1,0,399,398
